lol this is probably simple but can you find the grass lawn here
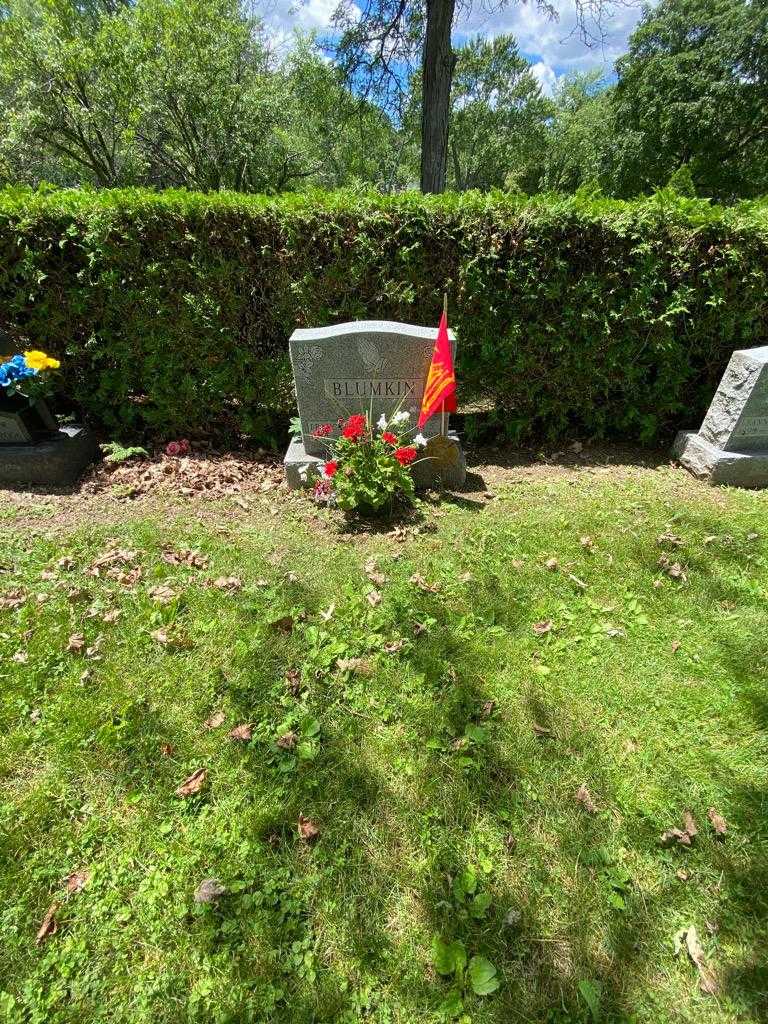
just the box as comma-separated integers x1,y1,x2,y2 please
0,452,766,1024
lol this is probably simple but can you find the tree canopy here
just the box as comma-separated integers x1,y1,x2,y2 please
0,0,765,200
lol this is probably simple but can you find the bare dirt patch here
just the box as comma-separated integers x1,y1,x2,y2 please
0,441,720,535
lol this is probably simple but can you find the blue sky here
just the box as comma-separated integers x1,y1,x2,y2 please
262,0,648,95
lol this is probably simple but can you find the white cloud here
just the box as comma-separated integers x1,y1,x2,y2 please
529,59,558,96
257,0,646,76
260,0,359,51
455,1,647,76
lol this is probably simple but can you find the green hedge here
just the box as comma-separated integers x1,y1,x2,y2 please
1,186,767,447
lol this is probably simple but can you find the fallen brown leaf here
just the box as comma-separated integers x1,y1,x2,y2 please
707,807,727,838
658,555,687,581
661,811,698,848
364,558,388,586
676,869,691,882
65,869,90,894
533,620,553,635
671,640,682,653
195,878,226,903
682,810,698,838
661,827,693,848
677,925,718,995
203,710,225,730
0,590,26,611
210,576,242,592
228,723,253,742
162,548,209,569
67,633,86,654
532,723,552,738
575,784,597,814
366,589,383,607
409,574,440,593
544,558,559,572
175,768,207,797
36,901,59,944
658,531,684,548
298,814,320,842
479,700,496,718
336,657,374,675
149,585,177,605
383,638,405,654
285,668,302,695
276,731,297,750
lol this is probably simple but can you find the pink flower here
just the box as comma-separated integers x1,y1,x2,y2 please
165,441,182,457
394,446,417,466
312,423,333,438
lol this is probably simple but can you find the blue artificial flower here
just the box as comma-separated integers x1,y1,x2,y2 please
0,353,39,391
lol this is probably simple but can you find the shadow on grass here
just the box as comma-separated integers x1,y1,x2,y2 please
12,505,768,1024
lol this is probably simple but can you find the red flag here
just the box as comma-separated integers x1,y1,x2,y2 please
418,312,457,429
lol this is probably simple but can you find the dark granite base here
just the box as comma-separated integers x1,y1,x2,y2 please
0,425,100,489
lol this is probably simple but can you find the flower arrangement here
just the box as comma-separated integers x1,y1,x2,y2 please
0,350,60,400
308,410,427,515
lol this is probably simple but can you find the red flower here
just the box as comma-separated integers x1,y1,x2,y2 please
342,414,367,440
323,460,338,477
382,431,398,445
394,446,417,466
312,423,333,438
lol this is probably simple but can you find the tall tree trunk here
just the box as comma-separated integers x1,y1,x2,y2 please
420,0,456,193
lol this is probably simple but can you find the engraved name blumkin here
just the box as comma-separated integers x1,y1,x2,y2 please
324,378,422,400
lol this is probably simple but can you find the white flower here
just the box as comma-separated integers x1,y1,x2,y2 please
377,413,387,430
392,410,410,424
298,465,308,482
414,433,427,447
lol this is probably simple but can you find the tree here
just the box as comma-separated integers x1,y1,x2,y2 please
332,0,636,193
612,0,768,199
398,33,552,191
0,0,143,185
446,35,551,191
133,0,295,192
284,38,405,191
536,72,615,193
0,0,396,192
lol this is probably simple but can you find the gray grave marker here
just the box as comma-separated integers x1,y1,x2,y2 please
284,320,466,489
673,345,768,487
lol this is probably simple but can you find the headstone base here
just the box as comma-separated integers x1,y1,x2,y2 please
0,425,100,489
673,430,768,488
284,431,467,491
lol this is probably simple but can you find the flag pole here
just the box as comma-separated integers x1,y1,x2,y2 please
441,292,448,437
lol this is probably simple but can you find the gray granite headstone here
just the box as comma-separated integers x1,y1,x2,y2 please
673,345,768,487
284,320,465,489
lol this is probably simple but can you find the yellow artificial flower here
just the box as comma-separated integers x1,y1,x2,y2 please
24,350,61,371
